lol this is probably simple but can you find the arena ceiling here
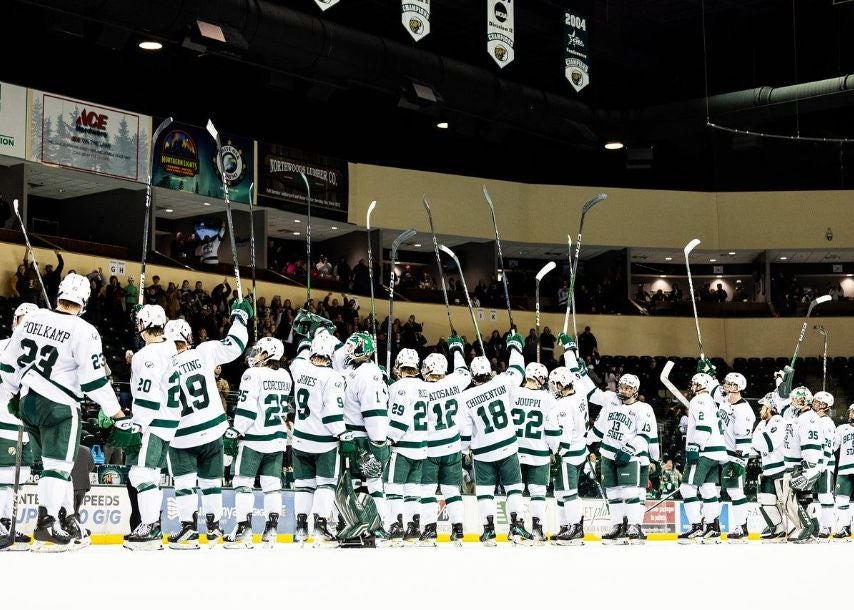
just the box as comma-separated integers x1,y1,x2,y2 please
5,0,854,192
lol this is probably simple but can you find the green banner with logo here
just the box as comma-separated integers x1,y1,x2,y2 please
564,11,590,92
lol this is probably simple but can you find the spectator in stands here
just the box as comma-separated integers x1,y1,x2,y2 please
124,275,138,312
659,458,682,497
170,231,185,259
163,283,180,318
669,282,683,301
71,444,95,517
700,282,714,302
211,278,231,314
42,251,64,306
578,326,598,361
540,326,556,364
19,256,41,304
714,282,728,302
316,254,333,278
633,283,648,307
104,275,125,317
651,288,666,307
677,405,689,442
401,265,416,288
334,256,351,289
733,280,747,302
557,281,568,312
10,262,25,301
215,365,230,414
352,258,371,294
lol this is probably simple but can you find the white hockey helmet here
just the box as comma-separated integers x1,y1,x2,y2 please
395,348,420,373
164,319,193,346
723,372,747,392
136,304,167,334
57,272,91,310
812,391,834,412
789,386,813,409
310,331,338,361
344,332,375,365
12,302,39,329
470,356,492,382
618,373,640,402
549,366,575,397
758,392,778,413
848,404,854,423
421,353,448,379
525,362,548,387
690,372,713,393
248,337,285,367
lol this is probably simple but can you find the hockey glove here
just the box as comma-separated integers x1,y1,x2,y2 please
338,431,357,459
728,455,747,478
223,427,241,458
6,396,19,419
790,465,820,492
685,444,700,464
107,420,142,451
230,299,254,325
97,409,115,429
358,449,384,479
696,358,716,376
615,444,636,466
505,332,524,353
558,333,577,352
446,335,464,354
775,366,795,399
130,303,143,323
368,439,391,465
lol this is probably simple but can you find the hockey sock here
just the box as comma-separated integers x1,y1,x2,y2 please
440,484,463,524
476,485,495,522
173,473,198,522
234,489,254,521
40,458,73,518
728,487,748,529
385,482,404,528
817,492,835,530
680,483,701,524
419,482,437,526
367,478,387,527
137,485,162,525
529,484,546,521
313,484,335,518
834,497,850,531
294,478,315,517
403,482,419,524
607,490,623,526
563,494,582,526
259,476,282,517
630,487,646,525
699,483,719,521
622,485,641,525
506,487,524,518
199,478,222,519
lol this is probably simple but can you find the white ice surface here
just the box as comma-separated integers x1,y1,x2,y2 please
0,542,843,610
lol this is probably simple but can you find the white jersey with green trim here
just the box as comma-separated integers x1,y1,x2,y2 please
783,408,824,469
0,309,121,417
716,396,756,460
0,337,27,443
632,400,659,466
234,366,292,453
512,386,558,467
419,352,471,458
751,415,785,477
686,392,727,463
459,350,525,463
550,392,589,466
290,354,347,454
586,392,647,464
833,423,854,476
343,361,389,442
170,320,247,449
387,376,428,460
130,339,179,441
819,414,836,473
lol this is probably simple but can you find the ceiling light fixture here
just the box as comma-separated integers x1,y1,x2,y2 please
330,226,338,230
709,258,717,262
780,256,788,260
294,219,301,223
164,208,174,213
292,231,300,236
604,141,624,150
138,41,163,51
203,202,211,206
665,256,672,261
436,121,449,129
414,243,422,247
728,251,736,256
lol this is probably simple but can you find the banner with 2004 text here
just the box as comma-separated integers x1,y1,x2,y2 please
564,10,590,92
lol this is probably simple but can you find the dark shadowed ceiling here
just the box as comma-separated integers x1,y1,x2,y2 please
5,0,854,191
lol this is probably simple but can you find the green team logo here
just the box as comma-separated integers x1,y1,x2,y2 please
100,466,124,485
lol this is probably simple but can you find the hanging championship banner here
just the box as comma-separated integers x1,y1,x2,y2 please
564,11,590,92
487,0,514,68
314,0,340,10
402,0,430,41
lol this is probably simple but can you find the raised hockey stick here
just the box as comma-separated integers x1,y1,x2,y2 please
644,488,680,514
366,201,379,365
660,360,690,409
139,117,173,303
790,295,831,368
247,182,257,338
12,199,50,308
815,325,828,392
299,172,312,305
482,186,514,331
535,261,556,363
683,238,703,359
206,119,243,303
562,233,574,335
387,229,417,373
569,193,607,339
423,196,455,335
0,424,24,551
439,245,484,355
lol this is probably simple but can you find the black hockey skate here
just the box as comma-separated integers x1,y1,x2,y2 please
626,523,645,545
601,522,627,546
388,514,405,546
833,526,852,542
531,517,546,545
224,513,254,550
205,513,223,548
419,522,438,547
677,521,705,545
480,516,497,547
124,521,164,551
0,517,30,551
312,516,339,548
450,522,464,547
295,513,309,546
403,516,421,545
32,507,70,553
550,525,568,544
262,513,279,548
700,517,721,544
726,523,748,544
817,528,831,543
760,526,785,543
168,512,200,550
508,512,533,546
556,521,585,546
59,508,90,551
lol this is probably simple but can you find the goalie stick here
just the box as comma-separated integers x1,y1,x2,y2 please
387,228,417,373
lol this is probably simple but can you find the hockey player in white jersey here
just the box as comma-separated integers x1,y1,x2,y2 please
0,302,39,550
341,332,390,544
677,372,728,543
511,361,560,544
290,331,351,547
783,386,824,543
385,348,426,545
751,392,787,541
713,372,756,542
165,300,251,549
832,405,854,540
223,337,291,549
459,331,530,546
812,391,836,540
418,336,471,546
123,305,179,551
1,273,125,551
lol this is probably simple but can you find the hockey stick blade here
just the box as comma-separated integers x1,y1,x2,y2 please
660,360,690,409
392,229,417,250
366,200,376,229
581,192,607,214
808,294,832,314
684,238,701,256
205,119,221,148
152,117,173,146
536,261,556,281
